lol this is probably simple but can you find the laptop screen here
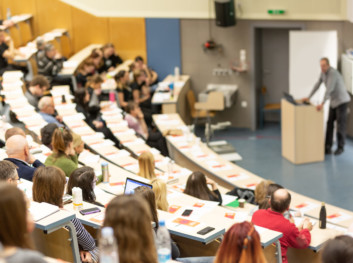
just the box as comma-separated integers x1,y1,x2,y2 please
124,177,153,195
283,92,298,105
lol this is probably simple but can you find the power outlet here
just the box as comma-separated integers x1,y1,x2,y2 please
241,101,247,108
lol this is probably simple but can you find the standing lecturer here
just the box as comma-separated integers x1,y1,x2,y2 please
303,58,351,155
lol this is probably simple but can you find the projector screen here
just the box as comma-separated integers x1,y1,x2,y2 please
289,31,337,101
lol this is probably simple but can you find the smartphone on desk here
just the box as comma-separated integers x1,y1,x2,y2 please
182,209,193,217
197,226,215,235
79,207,101,216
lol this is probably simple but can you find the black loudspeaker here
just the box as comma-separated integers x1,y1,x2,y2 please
214,0,236,27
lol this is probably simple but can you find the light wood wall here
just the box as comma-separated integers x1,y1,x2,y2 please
0,0,147,61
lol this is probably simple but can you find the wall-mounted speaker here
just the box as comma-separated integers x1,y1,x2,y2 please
214,0,236,27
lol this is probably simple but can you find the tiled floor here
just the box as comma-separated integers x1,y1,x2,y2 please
197,123,353,211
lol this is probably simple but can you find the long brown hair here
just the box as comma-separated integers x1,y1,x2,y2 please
134,186,159,229
150,178,169,211
67,167,96,203
184,171,216,201
103,195,158,263
138,151,156,180
0,183,33,249
214,222,267,263
254,180,274,204
51,127,73,157
32,166,66,208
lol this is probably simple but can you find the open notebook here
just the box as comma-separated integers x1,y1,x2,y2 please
29,201,60,222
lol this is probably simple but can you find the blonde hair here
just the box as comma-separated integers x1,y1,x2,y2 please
150,178,169,211
138,152,156,180
72,133,83,148
254,180,274,204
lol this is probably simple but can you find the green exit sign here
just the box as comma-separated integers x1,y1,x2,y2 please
268,9,285,15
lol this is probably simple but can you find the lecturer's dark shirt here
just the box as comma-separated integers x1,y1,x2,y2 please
5,158,44,181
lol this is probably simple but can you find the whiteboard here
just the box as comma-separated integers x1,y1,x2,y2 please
289,31,337,100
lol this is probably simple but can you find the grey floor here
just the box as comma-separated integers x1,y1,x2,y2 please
196,123,353,211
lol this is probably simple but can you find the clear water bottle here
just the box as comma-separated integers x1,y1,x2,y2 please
99,227,119,263
6,8,11,20
156,220,171,263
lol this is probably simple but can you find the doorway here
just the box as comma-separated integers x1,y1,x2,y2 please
253,25,303,129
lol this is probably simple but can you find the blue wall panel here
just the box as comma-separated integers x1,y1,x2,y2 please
145,18,181,81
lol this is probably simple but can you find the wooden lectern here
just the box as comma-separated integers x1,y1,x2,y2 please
281,99,324,164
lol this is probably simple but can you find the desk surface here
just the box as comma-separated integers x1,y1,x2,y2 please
35,209,75,232
59,44,102,76
0,14,33,30
152,75,190,105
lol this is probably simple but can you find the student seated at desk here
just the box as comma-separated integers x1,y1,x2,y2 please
134,56,159,87
115,70,132,109
184,171,222,205
38,97,64,127
44,127,78,177
4,126,26,141
89,48,103,74
0,160,20,185
67,167,103,207
214,222,266,263
37,43,71,89
151,178,169,211
131,70,153,125
98,43,123,73
252,188,312,263
134,186,180,260
321,235,353,263
73,132,84,156
35,37,45,63
32,166,99,263
138,151,156,180
24,75,50,110
40,123,58,150
0,184,46,263
5,135,44,181
74,88,121,147
76,58,95,88
125,102,169,156
103,194,157,263
0,29,27,76
86,74,106,104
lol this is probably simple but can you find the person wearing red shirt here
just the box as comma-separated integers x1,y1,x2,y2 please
252,188,313,263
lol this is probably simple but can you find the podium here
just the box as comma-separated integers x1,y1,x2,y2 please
281,99,324,164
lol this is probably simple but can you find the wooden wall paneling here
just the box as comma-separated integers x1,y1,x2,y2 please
1,0,36,19
71,7,109,52
35,0,72,39
60,34,73,58
108,18,147,61
18,21,33,44
1,0,38,36
8,26,22,47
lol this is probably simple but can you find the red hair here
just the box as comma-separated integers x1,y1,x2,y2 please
214,222,267,263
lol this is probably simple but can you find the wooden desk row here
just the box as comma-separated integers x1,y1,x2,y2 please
1,14,33,48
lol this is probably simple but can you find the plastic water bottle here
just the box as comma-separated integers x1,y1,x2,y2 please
6,8,11,20
156,220,171,263
99,227,119,263
72,187,83,211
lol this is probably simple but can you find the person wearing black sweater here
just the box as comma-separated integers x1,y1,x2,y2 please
74,88,120,147
98,43,123,73
184,171,222,205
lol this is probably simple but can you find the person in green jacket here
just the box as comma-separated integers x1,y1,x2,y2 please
45,127,78,177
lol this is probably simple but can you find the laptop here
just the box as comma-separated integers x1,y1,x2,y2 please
283,92,298,105
124,177,153,195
